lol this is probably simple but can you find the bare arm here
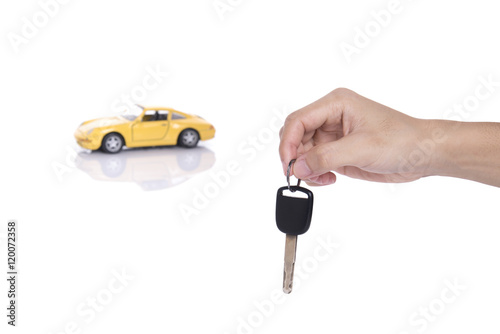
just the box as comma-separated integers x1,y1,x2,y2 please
427,120,500,187
279,88,500,187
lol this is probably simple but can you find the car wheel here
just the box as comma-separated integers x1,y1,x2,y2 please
178,129,199,148
101,133,123,153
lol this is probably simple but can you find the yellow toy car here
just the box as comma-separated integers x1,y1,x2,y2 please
75,105,215,153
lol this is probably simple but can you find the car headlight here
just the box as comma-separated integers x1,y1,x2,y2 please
87,128,94,135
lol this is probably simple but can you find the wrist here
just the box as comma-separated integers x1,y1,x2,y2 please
424,120,500,186
421,119,459,178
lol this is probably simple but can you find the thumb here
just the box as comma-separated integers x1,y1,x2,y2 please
293,135,368,179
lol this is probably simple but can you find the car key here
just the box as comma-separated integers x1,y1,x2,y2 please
276,159,314,293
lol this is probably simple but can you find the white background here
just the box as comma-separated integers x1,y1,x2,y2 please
1,0,500,333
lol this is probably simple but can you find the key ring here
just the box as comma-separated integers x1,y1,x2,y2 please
287,159,301,192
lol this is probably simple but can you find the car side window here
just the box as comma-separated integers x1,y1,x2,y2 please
172,113,186,120
142,110,169,122
142,110,157,122
157,110,169,121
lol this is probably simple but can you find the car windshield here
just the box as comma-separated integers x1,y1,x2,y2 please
121,104,144,121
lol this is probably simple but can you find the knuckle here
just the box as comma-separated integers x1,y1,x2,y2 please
331,87,354,99
284,113,297,126
329,87,358,107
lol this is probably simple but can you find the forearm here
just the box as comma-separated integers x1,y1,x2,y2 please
426,120,500,187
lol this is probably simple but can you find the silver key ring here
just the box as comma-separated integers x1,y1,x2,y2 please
287,159,301,192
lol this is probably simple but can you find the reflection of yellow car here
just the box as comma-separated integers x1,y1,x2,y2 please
76,147,216,190
74,105,215,153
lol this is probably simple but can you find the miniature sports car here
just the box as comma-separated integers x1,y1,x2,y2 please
74,105,215,153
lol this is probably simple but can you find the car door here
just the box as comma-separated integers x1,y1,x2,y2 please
132,110,170,143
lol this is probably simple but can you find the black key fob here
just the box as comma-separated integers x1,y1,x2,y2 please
276,186,314,235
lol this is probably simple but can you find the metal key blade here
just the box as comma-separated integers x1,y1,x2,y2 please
283,234,297,294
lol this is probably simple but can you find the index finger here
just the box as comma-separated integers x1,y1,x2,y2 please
279,89,347,174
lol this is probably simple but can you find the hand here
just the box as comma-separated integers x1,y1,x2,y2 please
279,88,434,186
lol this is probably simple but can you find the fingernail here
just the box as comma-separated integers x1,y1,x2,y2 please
324,174,336,185
293,158,312,178
282,161,288,175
